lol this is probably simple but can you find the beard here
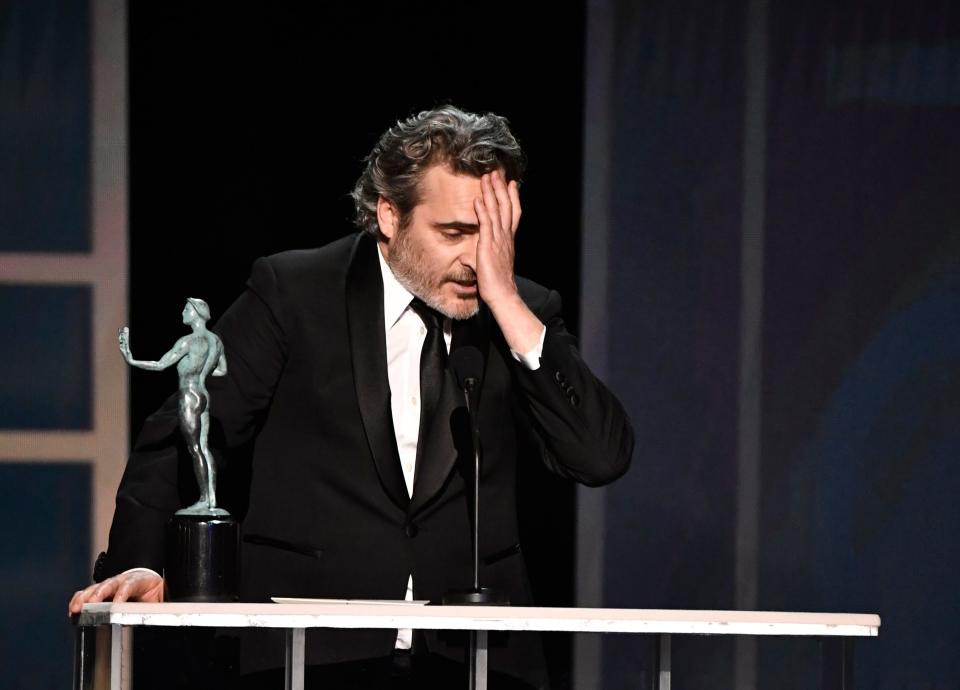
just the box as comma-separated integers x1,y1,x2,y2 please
386,229,479,320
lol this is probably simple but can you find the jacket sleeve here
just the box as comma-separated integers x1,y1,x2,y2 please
98,257,289,578
509,287,634,487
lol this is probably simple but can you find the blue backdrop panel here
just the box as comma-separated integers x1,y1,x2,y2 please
0,0,90,252
593,0,960,687
0,285,92,429
599,3,745,687
758,3,960,687
0,462,91,690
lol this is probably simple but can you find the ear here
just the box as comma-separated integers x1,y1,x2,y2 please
376,196,399,241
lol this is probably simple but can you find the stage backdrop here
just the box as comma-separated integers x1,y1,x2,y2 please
580,0,960,687
0,1,128,688
4,1,959,688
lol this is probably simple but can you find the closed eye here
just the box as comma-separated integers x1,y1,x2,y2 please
433,221,479,237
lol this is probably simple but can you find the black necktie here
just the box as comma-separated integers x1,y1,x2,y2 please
409,299,447,447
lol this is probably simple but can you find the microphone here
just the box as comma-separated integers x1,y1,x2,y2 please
450,346,483,436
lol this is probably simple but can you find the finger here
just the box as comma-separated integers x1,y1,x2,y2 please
474,196,492,239
480,174,502,238
508,180,522,233
91,578,120,603
69,589,86,615
144,575,165,603
490,171,513,233
113,579,134,603
140,578,163,603
69,580,113,615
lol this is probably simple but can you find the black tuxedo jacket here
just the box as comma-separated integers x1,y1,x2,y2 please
101,232,633,687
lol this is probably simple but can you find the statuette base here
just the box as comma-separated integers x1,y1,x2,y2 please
164,514,239,602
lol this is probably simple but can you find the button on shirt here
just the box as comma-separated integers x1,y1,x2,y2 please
376,246,544,649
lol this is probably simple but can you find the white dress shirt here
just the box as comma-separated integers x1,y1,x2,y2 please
376,246,544,649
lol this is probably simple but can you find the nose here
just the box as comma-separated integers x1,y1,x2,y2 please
459,233,479,273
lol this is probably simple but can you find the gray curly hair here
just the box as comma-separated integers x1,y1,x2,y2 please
351,105,526,238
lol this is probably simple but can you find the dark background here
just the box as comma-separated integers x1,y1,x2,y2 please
127,3,586,686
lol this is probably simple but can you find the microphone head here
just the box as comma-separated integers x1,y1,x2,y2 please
450,346,484,389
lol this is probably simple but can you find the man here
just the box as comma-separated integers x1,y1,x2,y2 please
70,106,633,688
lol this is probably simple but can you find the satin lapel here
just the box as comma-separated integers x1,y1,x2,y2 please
409,310,490,516
346,235,409,511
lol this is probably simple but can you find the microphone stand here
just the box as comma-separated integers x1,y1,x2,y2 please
466,376,482,596
442,365,509,690
442,373,508,605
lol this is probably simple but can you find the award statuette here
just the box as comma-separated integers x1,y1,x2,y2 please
119,298,239,602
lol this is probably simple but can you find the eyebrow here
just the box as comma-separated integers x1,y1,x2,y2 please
432,221,480,233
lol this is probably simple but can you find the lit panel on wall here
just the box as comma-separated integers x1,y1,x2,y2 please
0,285,92,430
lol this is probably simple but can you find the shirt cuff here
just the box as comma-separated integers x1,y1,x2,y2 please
510,326,546,371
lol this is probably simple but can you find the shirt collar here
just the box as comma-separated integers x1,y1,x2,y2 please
377,243,415,330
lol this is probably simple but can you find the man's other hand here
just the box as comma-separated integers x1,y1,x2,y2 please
68,570,164,616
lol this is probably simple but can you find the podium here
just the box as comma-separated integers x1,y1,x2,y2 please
75,602,880,690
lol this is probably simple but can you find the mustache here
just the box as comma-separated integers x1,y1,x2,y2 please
445,268,477,284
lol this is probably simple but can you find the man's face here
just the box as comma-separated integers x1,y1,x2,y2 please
182,303,197,324
379,165,485,320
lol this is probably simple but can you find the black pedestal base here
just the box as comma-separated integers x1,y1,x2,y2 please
441,587,510,605
164,515,239,602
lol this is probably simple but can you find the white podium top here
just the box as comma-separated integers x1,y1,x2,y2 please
79,602,880,637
